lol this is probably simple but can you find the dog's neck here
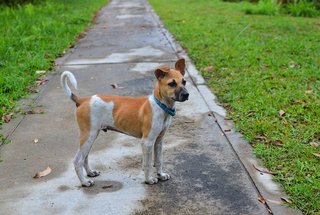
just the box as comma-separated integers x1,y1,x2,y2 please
153,84,175,109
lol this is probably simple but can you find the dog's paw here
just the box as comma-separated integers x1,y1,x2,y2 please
145,176,158,185
87,170,100,177
81,179,95,187
157,172,171,181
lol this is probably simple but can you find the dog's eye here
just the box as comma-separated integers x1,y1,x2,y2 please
182,79,186,86
168,81,177,87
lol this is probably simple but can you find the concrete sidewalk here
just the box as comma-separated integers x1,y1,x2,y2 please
0,0,300,214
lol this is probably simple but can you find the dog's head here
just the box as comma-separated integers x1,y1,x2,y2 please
155,59,189,102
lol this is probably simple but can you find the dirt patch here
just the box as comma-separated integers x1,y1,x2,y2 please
118,155,141,170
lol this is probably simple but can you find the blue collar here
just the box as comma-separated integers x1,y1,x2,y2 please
151,95,176,117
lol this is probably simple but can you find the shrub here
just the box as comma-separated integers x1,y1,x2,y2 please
0,0,40,7
286,0,319,17
245,0,281,15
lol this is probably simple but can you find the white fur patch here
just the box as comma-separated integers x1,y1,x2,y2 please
90,95,115,130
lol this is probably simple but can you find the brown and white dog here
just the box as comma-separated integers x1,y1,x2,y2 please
61,59,189,186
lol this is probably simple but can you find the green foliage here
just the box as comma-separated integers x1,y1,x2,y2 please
245,0,281,15
149,0,320,213
286,0,319,17
0,0,39,7
0,0,107,121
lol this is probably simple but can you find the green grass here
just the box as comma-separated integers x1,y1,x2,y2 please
0,0,108,123
149,0,320,213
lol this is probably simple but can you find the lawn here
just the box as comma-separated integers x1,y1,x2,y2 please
148,0,320,214
0,0,108,125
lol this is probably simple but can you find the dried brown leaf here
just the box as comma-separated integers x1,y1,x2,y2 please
203,66,214,72
247,111,255,117
310,142,319,147
2,114,12,123
253,164,276,175
280,197,292,204
305,90,313,94
279,110,286,117
293,99,306,105
267,199,283,205
269,140,284,147
224,129,231,132
258,195,266,204
36,78,48,86
26,109,44,114
312,153,320,159
255,135,267,140
33,166,52,178
260,65,270,70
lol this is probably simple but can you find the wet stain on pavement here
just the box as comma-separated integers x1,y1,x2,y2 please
119,75,155,96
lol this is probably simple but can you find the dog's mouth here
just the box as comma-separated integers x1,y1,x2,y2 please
171,97,188,102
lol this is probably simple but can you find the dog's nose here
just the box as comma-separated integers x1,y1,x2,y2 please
182,92,189,100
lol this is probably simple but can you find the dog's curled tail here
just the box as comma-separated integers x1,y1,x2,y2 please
61,71,80,107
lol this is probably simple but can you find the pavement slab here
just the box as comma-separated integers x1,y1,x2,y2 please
0,0,301,214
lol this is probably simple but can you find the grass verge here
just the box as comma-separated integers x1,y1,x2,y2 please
0,0,108,124
149,0,320,213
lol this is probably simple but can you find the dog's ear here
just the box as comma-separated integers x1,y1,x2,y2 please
175,58,185,76
155,65,170,80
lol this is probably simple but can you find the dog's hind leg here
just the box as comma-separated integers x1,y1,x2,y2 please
74,129,99,187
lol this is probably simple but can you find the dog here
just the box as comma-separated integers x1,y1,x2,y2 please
61,59,189,186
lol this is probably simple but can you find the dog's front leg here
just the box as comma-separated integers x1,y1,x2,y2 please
141,139,158,184
154,136,171,181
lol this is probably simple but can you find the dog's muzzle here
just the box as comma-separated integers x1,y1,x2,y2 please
175,88,189,102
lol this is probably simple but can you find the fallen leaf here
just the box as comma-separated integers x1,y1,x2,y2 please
34,138,39,143
267,199,283,205
33,166,52,178
310,142,319,147
312,153,320,159
269,140,284,147
111,83,124,89
280,197,292,204
36,78,48,86
202,66,214,72
258,195,266,204
288,61,300,69
224,117,232,120
293,99,306,105
102,184,113,189
279,110,286,117
260,65,270,70
26,109,44,114
255,135,267,140
2,114,12,123
267,208,272,214
305,90,313,94
224,128,231,132
247,111,255,117
35,70,46,75
253,164,276,175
